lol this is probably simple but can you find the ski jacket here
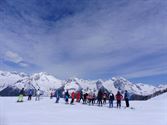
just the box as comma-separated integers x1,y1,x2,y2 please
28,90,33,95
55,91,60,98
109,93,115,101
103,93,107,99
65,92,70,99
36,90,40,96
71,92,75,99
87,95,93,100
97,90,103,99
84,93,88,99
19,89,25,95
116,93,123,101
76,92,81,99
124,92,129,100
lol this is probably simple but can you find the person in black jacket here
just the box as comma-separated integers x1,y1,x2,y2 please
97,89,103,106
83,92,88,104
109,91,115,108
64,90,70,104
17,88,25,102
124,90,130,107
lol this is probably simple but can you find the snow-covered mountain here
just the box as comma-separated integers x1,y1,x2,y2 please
0,71,29,91
64,77,167,98
0,71,63,96
0,70,167,99
103,77,159,96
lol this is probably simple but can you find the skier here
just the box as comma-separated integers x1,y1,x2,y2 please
103,92,107,104
83,92,88,104
87,93,92,105
50,89,54,99
116,91,123,108
97,89,103,106
80,90,83,103
54,89,60,103
92,92,96,105
28,89,33,101
35,89,41,101
109,91,115,108
88,90,94,105
64,90,70,104
70,91,75,104
76,91,81,102
124,90,130,107
17,88,25,102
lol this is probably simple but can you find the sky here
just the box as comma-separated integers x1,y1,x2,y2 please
0,0,167,85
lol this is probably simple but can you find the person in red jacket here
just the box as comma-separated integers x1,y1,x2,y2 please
76,91,81,102
116,91,123,108
70,91,75,104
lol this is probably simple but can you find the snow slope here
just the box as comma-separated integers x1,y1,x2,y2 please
149,92,167,101
0,93,166,125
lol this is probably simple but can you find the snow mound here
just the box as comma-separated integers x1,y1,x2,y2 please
149,92,167,101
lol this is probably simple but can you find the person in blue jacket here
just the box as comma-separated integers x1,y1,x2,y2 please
124,90,130,107
28,89,33,101
55,90,61,103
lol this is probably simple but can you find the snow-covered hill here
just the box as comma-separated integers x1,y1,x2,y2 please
149,92,167,101
0,93,166,125
0,70,167,99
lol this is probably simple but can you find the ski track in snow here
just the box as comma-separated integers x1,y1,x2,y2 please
0,93,167,125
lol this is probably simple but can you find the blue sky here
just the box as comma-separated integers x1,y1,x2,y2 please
0,0,167,85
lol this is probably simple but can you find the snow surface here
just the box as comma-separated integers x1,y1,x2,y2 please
0,93,166,125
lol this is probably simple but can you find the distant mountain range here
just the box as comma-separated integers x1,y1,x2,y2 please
0,70,167,100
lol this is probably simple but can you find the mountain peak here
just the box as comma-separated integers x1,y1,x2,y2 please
0,70,167,98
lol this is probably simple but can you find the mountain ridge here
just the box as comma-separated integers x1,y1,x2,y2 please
0,70,167,99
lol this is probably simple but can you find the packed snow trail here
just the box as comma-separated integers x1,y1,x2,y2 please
0,94,166,125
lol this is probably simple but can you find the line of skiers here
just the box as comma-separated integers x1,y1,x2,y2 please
17,88,130,108
17,88,41,102
56,89,130,108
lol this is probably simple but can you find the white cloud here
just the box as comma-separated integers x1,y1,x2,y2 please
5,51,23,63
19,62,29,67
4,51,29,68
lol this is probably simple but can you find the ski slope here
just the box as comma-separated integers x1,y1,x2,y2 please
0,93,167,125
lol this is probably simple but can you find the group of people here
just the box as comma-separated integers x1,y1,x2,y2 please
55,89,130,108
17,88,130,108
17,88,41,102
